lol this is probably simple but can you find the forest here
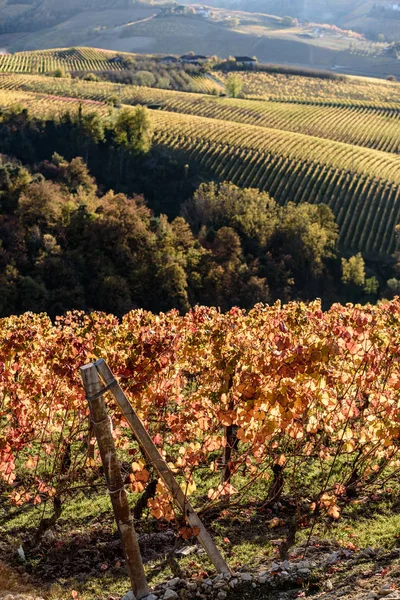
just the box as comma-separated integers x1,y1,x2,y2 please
0,103,388,318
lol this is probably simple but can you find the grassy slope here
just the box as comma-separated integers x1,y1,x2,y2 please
2,470,400,599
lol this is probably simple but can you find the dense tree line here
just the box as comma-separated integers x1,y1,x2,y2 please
0,150,351,317
0,106,385,317
90,59,203,93
0,106,194,216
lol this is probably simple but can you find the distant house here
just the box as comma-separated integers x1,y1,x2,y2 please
196,7,211,17
109,56,123,64
180,54,209,64
160,56,179,64
234,56,258,67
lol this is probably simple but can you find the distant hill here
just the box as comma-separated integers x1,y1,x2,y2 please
185,0,400,41
0,0,399,76
1,59,400,256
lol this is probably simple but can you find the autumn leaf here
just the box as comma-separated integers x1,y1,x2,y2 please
179,526,194,540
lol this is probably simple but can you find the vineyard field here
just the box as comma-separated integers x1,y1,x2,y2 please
0,55,400,257
0,47,129,74
0,48,222,94
4,46,400,598
1,74,400,155
218,69,400,104
0,85,109,118
2,300,400,594
150,110,400,256
0,78,399,255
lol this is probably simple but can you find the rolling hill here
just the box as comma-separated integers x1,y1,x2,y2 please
186,0,400,42
0,1,400,78
0,52,400,257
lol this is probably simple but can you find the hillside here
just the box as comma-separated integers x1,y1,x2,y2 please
3,43,400,600
1,1,400,77
186,0,400,42
1,53,400,258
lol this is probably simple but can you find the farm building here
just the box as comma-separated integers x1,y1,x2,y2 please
234,56,258,67
180,54,210,64
159,56,179,63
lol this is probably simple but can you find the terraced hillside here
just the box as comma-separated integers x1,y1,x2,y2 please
0,65,399,257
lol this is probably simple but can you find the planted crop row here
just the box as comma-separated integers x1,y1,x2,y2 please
0,87,108,118
2,73,400,154
149,110,400,256
190,74,225,94
0,47,125,74
217,70,400,105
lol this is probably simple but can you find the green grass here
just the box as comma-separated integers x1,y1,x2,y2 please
2,474,400,600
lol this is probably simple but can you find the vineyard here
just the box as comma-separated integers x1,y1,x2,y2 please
3,48,400,599
0,74,399,255
0,48,222,94
0,47,129,74
0,53,399,256
150,111,400,256
218,69,400,103
0,84,110,118
2,73,400,154
2,301,400,597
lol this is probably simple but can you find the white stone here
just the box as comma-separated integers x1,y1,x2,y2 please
259,570,269,578
240,572,252,581
280,570,289,578
121,592,135,600
213,582,227,589
325,580,334,591
217,593,227,600
258,576,268,584
176,545,198,557
229,579,238,588
144,595,158,600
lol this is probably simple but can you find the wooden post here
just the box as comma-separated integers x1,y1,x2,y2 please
94,359,231,575
80,363,149,600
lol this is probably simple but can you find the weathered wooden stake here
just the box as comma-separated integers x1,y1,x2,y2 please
80,363,149,600
95,358,231,575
